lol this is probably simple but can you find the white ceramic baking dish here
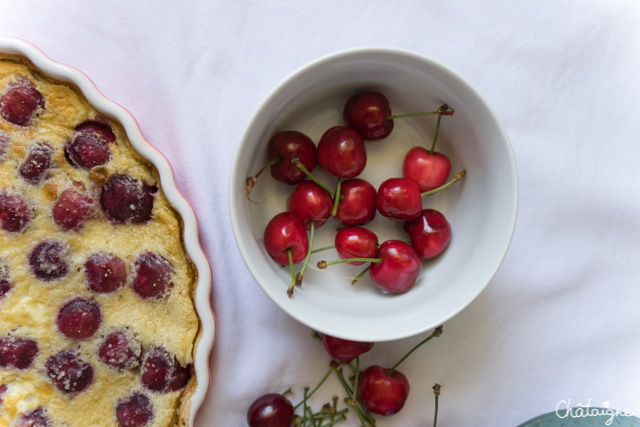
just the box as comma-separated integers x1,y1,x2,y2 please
0,36,215,426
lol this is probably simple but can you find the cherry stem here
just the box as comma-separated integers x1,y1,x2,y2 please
331,179,342,216
312,408,348,425
302,387,312,424
291,155,336,196
334,367,375,426
387,325,443,376
311,244,335,254
317,258,381,269
429,113,443,155
352,356,360,409
387,103,453,120
293,365,335,410
387,111,438,119
351,266,370,285
330,396,339,424
245,157,280,203
433,383,441,427
335,367,352,394
296,220,315,288
286,249,296,298
347,397,369,427
430,104,452,155
420,170,466,198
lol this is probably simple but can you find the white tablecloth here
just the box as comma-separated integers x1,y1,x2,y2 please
2,1,639,426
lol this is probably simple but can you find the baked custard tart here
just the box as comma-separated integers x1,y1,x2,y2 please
0,45,210,427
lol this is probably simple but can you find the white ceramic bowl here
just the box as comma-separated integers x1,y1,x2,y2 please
0,36,216,424
230,47,517,342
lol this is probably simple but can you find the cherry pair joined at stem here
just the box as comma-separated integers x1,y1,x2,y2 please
291,158,377,227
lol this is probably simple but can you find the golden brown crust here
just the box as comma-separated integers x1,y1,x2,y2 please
0,54,199,426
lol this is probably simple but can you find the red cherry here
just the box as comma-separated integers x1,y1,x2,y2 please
319,239,421,292
376,177,422,221
57,298,102,340
263,212,309,266
402,146,451,192
0,337,38,369
116,393,154,427
101,174,156,223
98,330,142,370
317,126,366,179
246,131,317,203
247,393,295,427
66,121,115,169
19,143,52,184
45,350,93,393
344,94,454,142
132,253,173,300
0,280,9,299
29,241,68,281
343,91,394,140
268,131,317,184
0,80,44,126
85,253,127,293
0,263,11,299
369,240,422,294
321,334,374,364
140,346,174,391
286,180,333,230
334,178,377,226
378,172,465,222
358,365,410,416
76,120,116,142
16,407,50,427
167,361,192,391
334,227,378,266
140,346,189,392
52,188,94,231
404,209,452,259
402,102,454,192
0,192,31,232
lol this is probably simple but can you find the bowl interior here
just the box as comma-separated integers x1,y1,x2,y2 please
230,48,517,342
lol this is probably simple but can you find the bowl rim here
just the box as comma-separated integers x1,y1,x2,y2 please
0,36,217,424
230,46,518,342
